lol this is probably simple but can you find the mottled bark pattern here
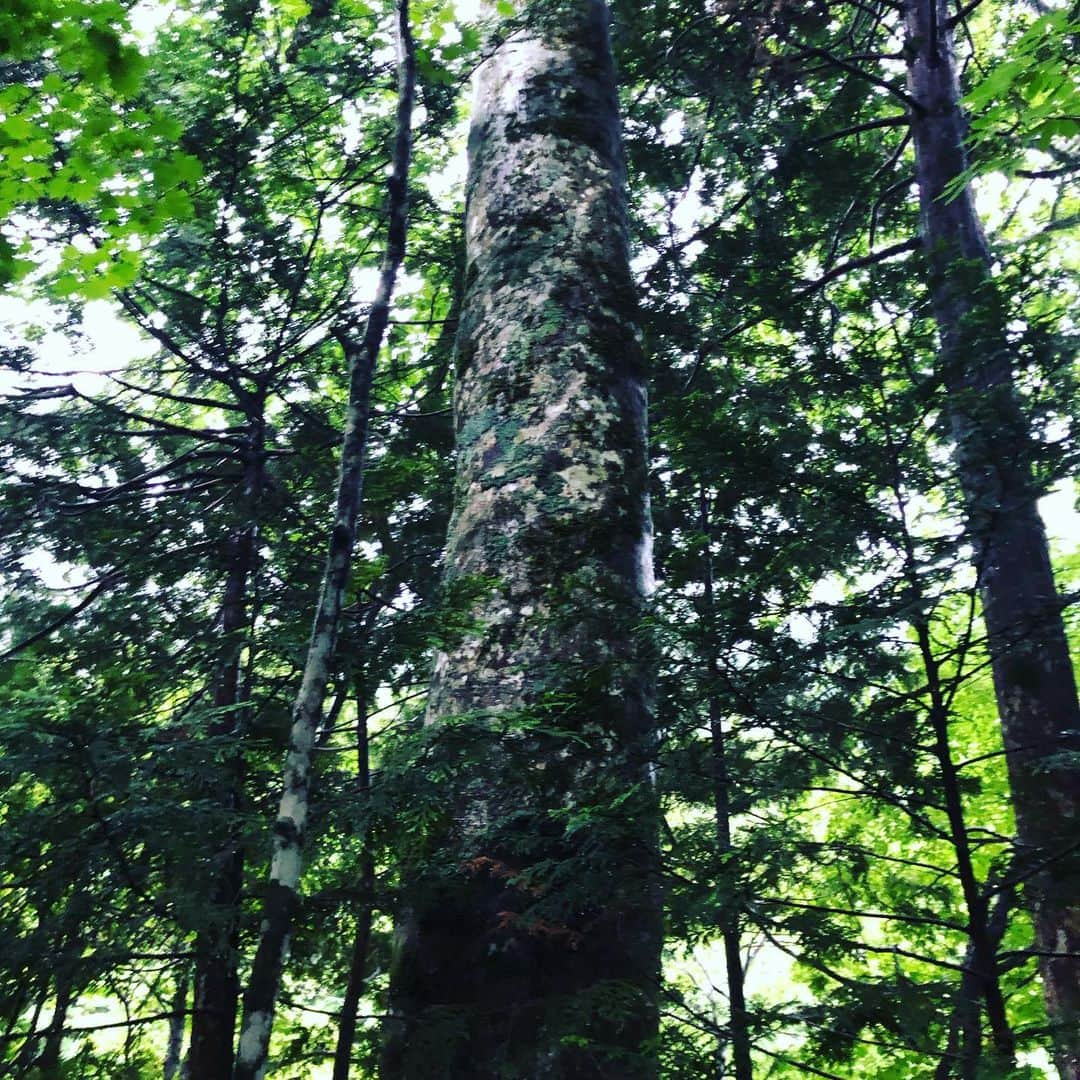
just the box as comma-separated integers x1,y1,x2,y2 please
384,3,659,1076
906,3,1080,1074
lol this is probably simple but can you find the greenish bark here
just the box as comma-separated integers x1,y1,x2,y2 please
383,3,660,1076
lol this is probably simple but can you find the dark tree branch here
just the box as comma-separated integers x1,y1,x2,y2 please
795,237,922,298
807,113,910,146
0,572,123,661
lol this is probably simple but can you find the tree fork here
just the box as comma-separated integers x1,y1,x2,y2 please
383,2,660,1075
905,1,1080,1074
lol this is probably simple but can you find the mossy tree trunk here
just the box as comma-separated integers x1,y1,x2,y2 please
905,3,1080,1074
383,3,660,1076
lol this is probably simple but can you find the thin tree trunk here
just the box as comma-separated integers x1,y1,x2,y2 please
331,681,376,1080
935,885,1014,1080
15,985,49,1075
35,970,72,1076
383,3,660,1075
700,490,753,1080
164,969,190,1080
188,427,263,1079
233,6,414,1074
905,3,1080,1074
188,533,251,1078
914,620,1015,1071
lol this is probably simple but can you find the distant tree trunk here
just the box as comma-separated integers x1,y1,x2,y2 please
164,969,189,1080
913,618,1015,1073
188,430,262,1079
935,884,1014,1080
905,3,1080,1074
233,4,414,1073
36,969,72,1076
700,490,753,1080
383,2,660,1075
331,681,376,1080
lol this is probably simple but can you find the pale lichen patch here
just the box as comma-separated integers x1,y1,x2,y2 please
237,1011,272,1072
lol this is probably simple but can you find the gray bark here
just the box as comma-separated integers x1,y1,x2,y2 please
383,3,660,1075
905,3,1080,1075
232,4,415,1075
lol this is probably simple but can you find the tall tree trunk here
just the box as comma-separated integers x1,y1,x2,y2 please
700,490,753,1080
905,3,1080,1074
383,3,660,1075
331,680,376,1080
188,429,263,1079
233,6,414,1074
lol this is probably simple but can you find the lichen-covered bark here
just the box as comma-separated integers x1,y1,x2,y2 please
383,3,660,1076
906,3,1080,1074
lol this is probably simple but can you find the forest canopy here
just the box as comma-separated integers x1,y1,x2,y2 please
1,0,1078,1077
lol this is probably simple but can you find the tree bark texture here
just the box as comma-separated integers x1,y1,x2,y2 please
383,3,660,1076
905,3,1080,1075
233,5,414,1075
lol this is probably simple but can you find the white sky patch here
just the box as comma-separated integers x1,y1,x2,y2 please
0,298,154,400
425,138,468,202
1040,480,1080,553
350,265,382,306
974,169,1058,236
129,0,178,41
659,110,684,147
340,101,365,156
671,177,704,242
19,551,90,591
452,0,486,20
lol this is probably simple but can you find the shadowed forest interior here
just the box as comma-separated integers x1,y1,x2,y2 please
1,0,1078,1076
